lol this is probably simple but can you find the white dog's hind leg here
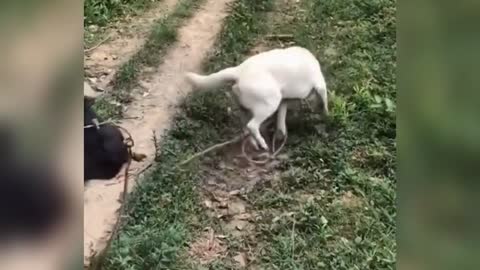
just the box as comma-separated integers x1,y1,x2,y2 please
275,102,288,139
246,99,281,151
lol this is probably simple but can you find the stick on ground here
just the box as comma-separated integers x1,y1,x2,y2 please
179,135,244,166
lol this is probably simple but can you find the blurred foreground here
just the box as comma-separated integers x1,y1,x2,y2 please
0,1,82,269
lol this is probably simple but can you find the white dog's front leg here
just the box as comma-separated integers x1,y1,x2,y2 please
242,128,260,150
247,102,280,151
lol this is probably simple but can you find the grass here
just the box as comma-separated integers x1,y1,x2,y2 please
103,0,396,269
84,0,162,48
84,0,160,27
92,0,204,120
248,0,396,268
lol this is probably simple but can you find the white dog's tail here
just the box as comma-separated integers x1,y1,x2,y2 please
185,67,238,91
314,82,329,115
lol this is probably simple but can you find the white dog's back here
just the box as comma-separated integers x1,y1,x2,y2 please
235,46,326,99
185,46,327,112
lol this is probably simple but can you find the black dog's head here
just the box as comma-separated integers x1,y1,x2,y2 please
84,97,130,182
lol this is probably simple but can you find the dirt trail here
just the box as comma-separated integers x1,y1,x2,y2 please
83,0,235,266
84,0,178,91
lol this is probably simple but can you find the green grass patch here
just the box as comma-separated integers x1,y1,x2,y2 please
93,0,204,120
84,0,163,48
250,0,396,269
84,0,160,27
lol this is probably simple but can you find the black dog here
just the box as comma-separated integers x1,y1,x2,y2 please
84,97,130,182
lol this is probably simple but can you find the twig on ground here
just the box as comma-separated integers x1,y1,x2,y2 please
179,129,287,166
179,134,245,166
265,34,294,40
137,163,153,176
84,35,111,53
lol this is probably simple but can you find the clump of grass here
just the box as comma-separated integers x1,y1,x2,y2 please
93,0,204,120
84,0,160,27
84,0,162,47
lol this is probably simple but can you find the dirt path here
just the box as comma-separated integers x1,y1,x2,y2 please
84,0,178,91
83,0,235,266
186,2,293,267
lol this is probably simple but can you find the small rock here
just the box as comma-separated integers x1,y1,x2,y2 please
228,201,246,214
207,179,216,186
218,161,227,169
204,200,213,209
88,25,99,33
229,190,241,196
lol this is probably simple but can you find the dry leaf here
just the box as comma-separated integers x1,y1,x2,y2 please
236,213,252,220
229,190,241,196
189,230,227,265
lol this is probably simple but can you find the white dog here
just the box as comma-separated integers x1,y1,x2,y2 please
185,46,328,151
